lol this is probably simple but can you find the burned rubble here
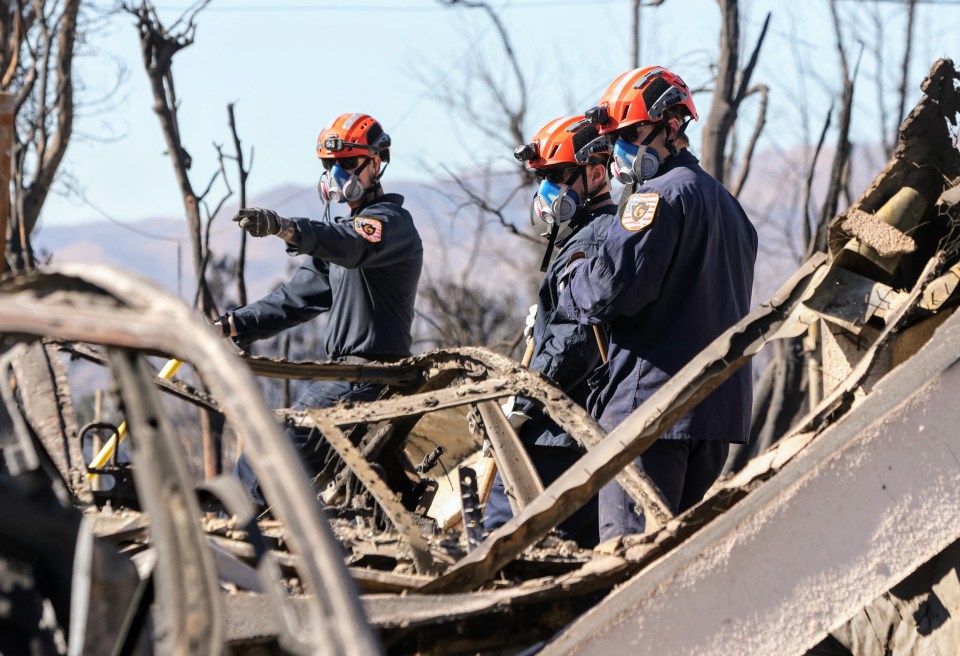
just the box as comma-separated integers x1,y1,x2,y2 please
1,58,959,655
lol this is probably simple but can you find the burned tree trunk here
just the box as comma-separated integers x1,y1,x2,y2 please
123,0,215,316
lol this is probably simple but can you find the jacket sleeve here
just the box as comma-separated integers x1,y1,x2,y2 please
289,209,420,269
530,247,603,392
229,258,332,344
560,196,681,324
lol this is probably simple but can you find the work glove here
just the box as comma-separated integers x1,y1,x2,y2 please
523,304,538,340
213,314,235,337
500,396,531,429
233,207,281,238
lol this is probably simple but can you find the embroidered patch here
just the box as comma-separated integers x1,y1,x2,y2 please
621,193,660,231
354,217,383,243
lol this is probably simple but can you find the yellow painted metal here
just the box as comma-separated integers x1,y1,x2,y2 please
86,358,183,479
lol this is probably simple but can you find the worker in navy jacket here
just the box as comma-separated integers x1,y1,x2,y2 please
216,113,423,508
484,116,615,547
561,68,758,540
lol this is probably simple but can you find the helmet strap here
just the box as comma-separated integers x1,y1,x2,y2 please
542,168,613,270
539,222,560,273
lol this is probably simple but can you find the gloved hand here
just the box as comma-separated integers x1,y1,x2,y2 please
500,395,531,429
523,304,538,340
213,314,235,337
233,208,281,238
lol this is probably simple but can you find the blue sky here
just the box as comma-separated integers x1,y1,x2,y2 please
38,0,960,227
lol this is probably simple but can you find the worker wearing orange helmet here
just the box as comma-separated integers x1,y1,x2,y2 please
559,67,758,539
217,113,423,508
484,116,615,547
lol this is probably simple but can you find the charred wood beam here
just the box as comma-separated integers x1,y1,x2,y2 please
311,415,437,576
420,254,829,593
241,354,422,387
474,400,543,512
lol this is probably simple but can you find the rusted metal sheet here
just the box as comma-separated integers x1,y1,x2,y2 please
541,296,960,656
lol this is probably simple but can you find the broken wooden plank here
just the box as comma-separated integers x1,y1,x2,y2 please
311,415,436,576
242,354,420,386
418,254,828,594
475,400,543,513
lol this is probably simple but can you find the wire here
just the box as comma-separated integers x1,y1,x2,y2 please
158,0,633,12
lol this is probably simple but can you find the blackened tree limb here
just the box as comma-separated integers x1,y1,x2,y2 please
896,0,917,134
227,103,252,307
731,84,768,197
701,6,770,183
123,0,216,316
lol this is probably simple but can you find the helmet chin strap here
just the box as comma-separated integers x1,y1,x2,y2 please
352,157,387,206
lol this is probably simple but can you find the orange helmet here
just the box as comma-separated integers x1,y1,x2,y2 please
316,113,391,162
514,115,610,170
585,66,698,135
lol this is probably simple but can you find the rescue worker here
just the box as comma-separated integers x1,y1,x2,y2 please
560,67,758,540
215,113,423,507
483,116,615,547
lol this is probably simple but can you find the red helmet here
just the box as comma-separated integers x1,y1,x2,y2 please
514,115,610,170
586,66,698,135
316,113,391,162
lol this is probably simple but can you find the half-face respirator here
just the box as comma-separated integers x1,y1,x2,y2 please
318,158,370,204
610,123,663,185
533,179,580,225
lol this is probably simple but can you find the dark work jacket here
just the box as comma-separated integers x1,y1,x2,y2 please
559,150,758,442
518,204,616,449
230,193,423,359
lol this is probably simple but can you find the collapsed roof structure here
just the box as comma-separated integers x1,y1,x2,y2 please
0,58,958,656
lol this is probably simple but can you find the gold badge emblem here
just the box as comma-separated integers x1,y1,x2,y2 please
621,193,660,231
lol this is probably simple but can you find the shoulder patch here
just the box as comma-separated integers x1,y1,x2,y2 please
620,193,660,231
354,216,383,243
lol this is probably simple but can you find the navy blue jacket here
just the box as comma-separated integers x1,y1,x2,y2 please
230,193,423,359
519,205,616,449
559,150,757,442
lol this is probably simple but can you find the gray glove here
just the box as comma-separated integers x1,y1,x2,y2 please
234,207,281,238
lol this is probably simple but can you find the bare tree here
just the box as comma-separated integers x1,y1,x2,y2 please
700,2,771,192
120,0,218,316
729,0,859,472
226,103,253,307
0,0,81,271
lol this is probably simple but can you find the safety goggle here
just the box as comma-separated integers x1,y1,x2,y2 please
321,156,364,171
533,167,577,185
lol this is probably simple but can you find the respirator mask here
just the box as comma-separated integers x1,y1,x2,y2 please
318,156,370,204
533,178,581,225
610,123,663,185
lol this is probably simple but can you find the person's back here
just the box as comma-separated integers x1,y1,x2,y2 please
590,148,756,439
